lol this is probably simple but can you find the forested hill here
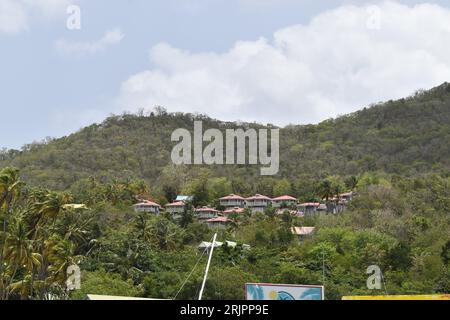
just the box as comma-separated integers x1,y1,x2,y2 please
1,82,450,191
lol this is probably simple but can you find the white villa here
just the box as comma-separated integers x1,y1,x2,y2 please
205,216,231,230
271,195,298,208
133,200,161,214
195,206,220,221
132,190,354,221
223,207,245,216
245,194,272,213
297,202,321,216
219,194,246,208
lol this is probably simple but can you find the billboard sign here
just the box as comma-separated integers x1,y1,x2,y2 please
245,283,324,301
342,295,450,300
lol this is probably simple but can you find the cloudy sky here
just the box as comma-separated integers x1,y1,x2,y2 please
1,0,450,149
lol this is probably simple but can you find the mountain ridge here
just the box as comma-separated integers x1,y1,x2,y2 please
1,82,450,190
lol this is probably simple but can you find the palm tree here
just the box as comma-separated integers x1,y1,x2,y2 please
47,238,80,285
39,192,73,220
345,176,359,191
0,167,25,299
57,208,91,245
104,183,121,204
26,191,76,300
33,235,79,300
0,168,86,300
2,211,41,299
317,179,333,202
0,167,23,210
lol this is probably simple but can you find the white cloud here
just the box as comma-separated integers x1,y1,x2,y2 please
0,0,28,34
118,1,450,125
55,28,125,57
0,0,71,34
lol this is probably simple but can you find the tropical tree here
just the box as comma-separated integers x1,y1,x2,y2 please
317,179,333,202
0,167,25,299
345,176,359,191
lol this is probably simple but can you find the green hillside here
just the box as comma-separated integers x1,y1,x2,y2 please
1,83,450,192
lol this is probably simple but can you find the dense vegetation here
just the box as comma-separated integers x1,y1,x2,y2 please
0,167,449,300
0,83,450,300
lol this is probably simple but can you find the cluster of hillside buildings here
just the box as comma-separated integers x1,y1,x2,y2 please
133,192,356,231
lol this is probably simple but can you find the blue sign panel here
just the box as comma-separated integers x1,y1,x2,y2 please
245,283,324,300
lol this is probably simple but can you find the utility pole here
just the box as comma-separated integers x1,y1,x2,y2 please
198,233,217,300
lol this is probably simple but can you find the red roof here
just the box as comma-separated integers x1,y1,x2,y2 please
134,200,161,208
298,202,321,207
166,201,185,207
206,217,231,223
223,207,245,214
246,194,271,201
272,195,297,201
220,194,245,201
195,207,220,213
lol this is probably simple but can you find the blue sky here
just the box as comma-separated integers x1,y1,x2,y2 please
1,0,450,150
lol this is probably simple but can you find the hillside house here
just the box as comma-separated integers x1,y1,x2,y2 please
205,216,231,230
219,194,246,208
165,201,186,219
195,206,220,221
133,200,161,214
339,192,355,202
271,195,298,208
223,207,246,216
245,194,272,213
297,202,321,216
324,201,346,214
